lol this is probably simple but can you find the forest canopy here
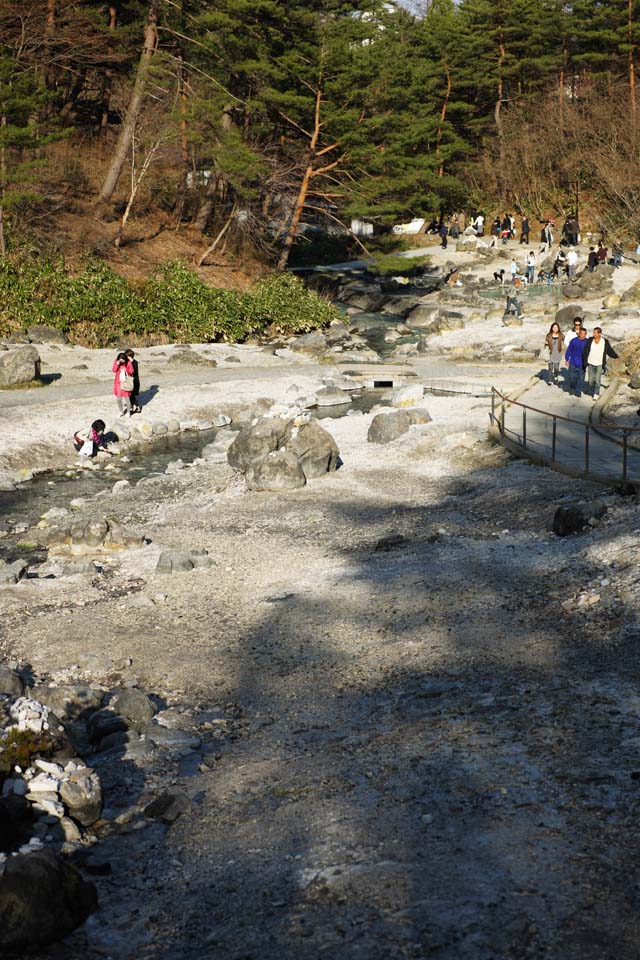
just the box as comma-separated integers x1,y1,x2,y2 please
1,0,640,266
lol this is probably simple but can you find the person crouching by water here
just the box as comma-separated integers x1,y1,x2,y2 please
544,322,564,385
73,419,111,458
564,325,587,397
125,348,141,413
112,351,134,416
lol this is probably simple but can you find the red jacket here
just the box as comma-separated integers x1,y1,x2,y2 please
112,359,134,397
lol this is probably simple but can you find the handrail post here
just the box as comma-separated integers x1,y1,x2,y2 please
501,400,505,436
585,425,590,474
491,389,495,425
523,408,527,449
552,417,557,461
623,429,628,482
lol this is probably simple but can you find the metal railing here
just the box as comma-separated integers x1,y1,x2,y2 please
489,386,640,485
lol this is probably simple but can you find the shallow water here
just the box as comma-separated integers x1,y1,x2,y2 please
0,394,390,561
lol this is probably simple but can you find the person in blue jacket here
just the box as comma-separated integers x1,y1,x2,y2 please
565,326,587,396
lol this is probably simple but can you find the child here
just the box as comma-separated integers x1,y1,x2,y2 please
112,352,134,416
73,420,109,457
125,348,141,413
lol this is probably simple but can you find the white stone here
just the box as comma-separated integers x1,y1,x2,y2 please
34,759,65,776
26,773,61,793
391,384,425,408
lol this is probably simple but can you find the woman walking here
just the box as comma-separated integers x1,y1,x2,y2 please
112,351,135,416
544,322,564,386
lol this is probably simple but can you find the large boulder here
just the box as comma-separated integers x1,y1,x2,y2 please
246,450,306,491
286,421,340,479
552,499,608,537
109,688,157,731
314,386,351,407
367,410,412,444
405,304,439,329
287,332,329,357
391,384,424,407
622,279,640,304
26,325,68,344
59,769,102,826
555,303,584,328
0,849,97,950
0,345,40,386
227,418,291,472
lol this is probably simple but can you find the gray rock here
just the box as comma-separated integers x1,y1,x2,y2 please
59,770,102,826
0,665,23,698
553,499,608,537
109,688,157,731
152,421,168,436
287,332,330,357
227,417,291,472
155,550,194,574
285,421,340,479
555,304,584,328
26,325,68,344
0,849,97,950
246,450,306,492
147,725,202,753
0,345,40,386
33,684,103,721
0,559,28,586
314,386,351,407
406,408,432,425
144,790,190,823
502,314,524,327
367,410,412,444
87,709,128,744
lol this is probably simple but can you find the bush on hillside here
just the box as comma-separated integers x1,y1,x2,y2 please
0,257,341,346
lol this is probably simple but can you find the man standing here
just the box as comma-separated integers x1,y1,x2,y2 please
564,326,587,397
525,251,536,283
582,326,619,400
566,247,578,279
473,212,485,236
520,215,530,244
564,316,583,349
587,247,598,272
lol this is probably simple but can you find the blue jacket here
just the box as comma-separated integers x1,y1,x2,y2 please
565,336,587,368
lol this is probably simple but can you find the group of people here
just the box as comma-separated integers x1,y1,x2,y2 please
544,318,618,400
72,349,142,458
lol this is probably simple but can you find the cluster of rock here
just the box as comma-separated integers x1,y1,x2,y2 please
32,512,144,554
0,659,204,950
368,384,432,444
227,414,340,491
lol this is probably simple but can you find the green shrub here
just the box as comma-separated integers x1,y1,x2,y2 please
0,256,341,346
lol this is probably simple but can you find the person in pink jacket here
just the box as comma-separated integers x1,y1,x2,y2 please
112,352,135,416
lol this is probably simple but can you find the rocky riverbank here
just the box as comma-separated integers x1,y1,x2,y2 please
4,239,640,958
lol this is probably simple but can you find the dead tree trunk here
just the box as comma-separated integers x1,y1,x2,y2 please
436,65,451,177
0,115,6,257
98,2,158,204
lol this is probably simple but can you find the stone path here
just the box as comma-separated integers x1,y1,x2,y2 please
495,372,640,485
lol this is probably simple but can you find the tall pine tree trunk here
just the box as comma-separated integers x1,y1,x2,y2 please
0,115,6,257
436,66,452,177
98,2,158,204
100,5,118,135
629,0,637,116
277,161,314,272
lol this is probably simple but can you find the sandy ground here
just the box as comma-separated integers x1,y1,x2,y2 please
3,244,640,959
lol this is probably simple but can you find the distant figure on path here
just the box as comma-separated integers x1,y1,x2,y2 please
504,284,523,319
544,322,564,385
566,247,578,279
564,325,587,397
540,221,554,253
449,216,460,240
587,247,598,272
525,251,536,283
510,258,518,282
73,419,110,457
520,215,530,244
612,240,624,267
125,348,141,413
567,216,579,246
582,326,618,400
112,351,135,417
597,240,608,264
473,213,485,236
439,222,448,249
552,247,567,281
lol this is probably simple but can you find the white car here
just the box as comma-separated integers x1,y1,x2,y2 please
392,217,425,235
